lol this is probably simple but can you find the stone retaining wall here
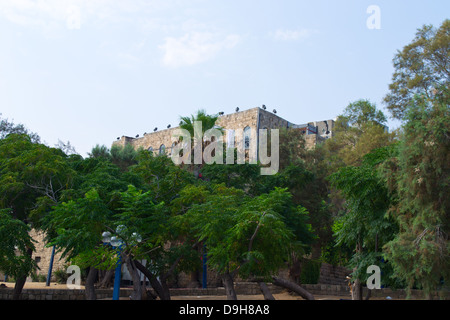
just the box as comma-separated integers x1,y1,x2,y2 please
0,282,283,300
0,288,136,300
2,285,449,300
318,263,351,286
302,284,350,297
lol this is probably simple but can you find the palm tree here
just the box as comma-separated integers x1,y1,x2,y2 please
179,109,223,288
179,109,220,138
178,109,222,171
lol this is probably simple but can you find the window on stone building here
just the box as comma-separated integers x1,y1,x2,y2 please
244,126,251,150
159,144,166,154
148,146,153,153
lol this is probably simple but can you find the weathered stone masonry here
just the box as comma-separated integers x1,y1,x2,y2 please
112,107,335,156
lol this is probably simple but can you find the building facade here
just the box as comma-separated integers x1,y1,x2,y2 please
112,107,335,158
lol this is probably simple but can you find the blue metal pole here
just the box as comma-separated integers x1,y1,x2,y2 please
46,245,56,286
112,245,122,300
202,245,207,289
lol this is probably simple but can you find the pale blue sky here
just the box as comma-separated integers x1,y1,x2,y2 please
0,0,448,156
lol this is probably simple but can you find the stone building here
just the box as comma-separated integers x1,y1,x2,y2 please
28,229,67,280
0,229,67,282
112,106,335,158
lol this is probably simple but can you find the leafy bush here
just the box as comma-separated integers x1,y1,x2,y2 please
53,268,69,284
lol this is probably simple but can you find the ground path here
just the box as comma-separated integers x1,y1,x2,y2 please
2,281,397,300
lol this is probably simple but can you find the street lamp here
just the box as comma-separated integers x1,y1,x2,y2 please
102,230,123,300
102,231,111,243
131,232,142,244
102,227,142,300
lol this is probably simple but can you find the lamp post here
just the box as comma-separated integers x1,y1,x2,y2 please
45,245,56,286
202,245,207,289
102,231,123,300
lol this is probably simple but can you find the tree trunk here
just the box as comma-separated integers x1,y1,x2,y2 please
159,277,172,300
272,276,314,300
352,279,362,300
352,242,363,300
85,267,98,300
12,276,27,300
12,248,33,300
152,276,170,300
133,242,196,300
134,260,171,300
124,256,142,300
288,255,301,284
99,270,114,288
258,282,275,300
222,272,237,300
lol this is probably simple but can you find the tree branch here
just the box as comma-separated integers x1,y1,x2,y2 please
248,211,266,253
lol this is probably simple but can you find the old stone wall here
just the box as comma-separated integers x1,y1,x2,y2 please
113,127,180,155
318,263,351,286
111,107,320,160
257,108,289,130
217,107,259,162
0,230,67,282
0,287,134,300
30,229,67,280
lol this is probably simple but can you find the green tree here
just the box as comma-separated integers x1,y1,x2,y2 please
383,20,450,120
0,209,36,300
40,147,136,299
43,188,115,300
309,100,394,266
382,92,450,299
200,161,269,196
42,149,197,300
129,149,196,203
324,99,393,171
0,113,40,143
177,184,314,300
88,144,111,160
113,184,174,300
0,134,74,298
110,143,139,171
340,99,387,128
330,146,398,299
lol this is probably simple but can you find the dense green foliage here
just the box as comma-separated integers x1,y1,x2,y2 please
382,92,450,297
0,209,36,281
383,19,449,120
